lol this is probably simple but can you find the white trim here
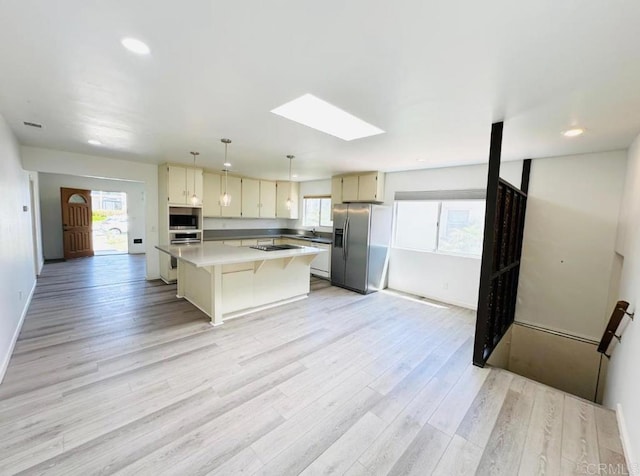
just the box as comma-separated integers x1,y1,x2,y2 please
0,279,36,384
616,404,637,474
514,318,600,343
512,321,600,345
385,287,476,311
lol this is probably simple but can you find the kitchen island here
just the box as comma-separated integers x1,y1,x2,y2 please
156,242,324,326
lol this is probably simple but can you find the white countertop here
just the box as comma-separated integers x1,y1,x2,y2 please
156,242,325,268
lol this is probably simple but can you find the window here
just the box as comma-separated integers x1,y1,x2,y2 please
438,201,485,256
393,199,485,257
303,196,333,227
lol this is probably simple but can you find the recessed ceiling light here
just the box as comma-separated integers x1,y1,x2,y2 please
88,139,102,146
416,158,427,162
223,162,231,167
562,128,584,137
292,174,298,178
271,93,384,141
121,37,150,55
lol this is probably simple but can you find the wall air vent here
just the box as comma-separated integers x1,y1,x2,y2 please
23,121,43,128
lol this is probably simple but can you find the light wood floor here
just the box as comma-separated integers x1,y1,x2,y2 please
0,255,627,475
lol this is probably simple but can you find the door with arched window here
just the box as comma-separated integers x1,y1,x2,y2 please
61,187,94,259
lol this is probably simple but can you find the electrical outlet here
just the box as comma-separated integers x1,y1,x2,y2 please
134,238,142,244
18,290,23,301
443,282,449,290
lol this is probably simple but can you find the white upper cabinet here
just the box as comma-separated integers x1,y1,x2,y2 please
331,177,343,206
259,180,277,218
202,172,222,217
332,172,384,203
166,165,203,205
341,175,359,202
358,172,381,201
276,181,299,219
241,178,260,218
242,179,277,218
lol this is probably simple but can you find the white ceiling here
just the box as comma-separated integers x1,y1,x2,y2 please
1,0,639,181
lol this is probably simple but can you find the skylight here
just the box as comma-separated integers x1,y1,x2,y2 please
271,94,384,141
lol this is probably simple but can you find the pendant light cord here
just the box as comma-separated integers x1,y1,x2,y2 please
224,142,229,194
287,155,294,199
190,151,199,203
220,138,232,206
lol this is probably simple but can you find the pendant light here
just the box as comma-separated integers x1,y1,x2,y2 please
189,151,200,206
286,155,295,210
220,138,232,207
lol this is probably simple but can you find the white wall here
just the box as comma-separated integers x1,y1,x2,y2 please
605,136,640,468
384,161,523,309
383,161,524,205
0,113,37,382
27,171,44,274
389,249,481,308
516,151,627,340
38,173,146,259
21,146,160,279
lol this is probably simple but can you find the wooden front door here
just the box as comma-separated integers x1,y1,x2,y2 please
61,187,94,259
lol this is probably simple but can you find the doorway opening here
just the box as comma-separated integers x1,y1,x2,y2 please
91,191,128,255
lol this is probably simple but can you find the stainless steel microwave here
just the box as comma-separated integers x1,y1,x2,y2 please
169,214,198,229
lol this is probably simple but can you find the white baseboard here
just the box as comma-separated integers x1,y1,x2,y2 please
386,287,477,310
0,279,36,384
616,404,637,473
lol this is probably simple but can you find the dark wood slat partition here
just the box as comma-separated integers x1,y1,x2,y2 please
473,121,531,367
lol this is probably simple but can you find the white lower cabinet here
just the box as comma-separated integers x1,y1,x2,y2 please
281,238,331,278
222,268,254,313
310,243,331,278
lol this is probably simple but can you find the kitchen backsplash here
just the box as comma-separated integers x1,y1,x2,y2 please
203,217,293,230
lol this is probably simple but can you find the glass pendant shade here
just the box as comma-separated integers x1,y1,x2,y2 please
220,190,231,207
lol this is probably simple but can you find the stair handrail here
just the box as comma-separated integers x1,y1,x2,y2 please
598,300,634,358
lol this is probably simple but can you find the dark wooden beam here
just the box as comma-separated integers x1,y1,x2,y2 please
521,159,532,195
473,121,503,367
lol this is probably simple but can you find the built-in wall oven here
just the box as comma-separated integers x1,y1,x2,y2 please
170,232,200,245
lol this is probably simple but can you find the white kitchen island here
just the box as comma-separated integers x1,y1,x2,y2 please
156,242,324,326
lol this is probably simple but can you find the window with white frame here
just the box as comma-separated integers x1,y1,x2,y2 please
302,196,333,227
393,199,485,257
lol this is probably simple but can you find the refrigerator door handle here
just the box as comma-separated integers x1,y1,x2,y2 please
344,217,350,261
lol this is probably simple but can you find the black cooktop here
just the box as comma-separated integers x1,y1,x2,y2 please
250,244,302,252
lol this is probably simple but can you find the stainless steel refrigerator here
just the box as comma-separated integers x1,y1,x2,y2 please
331,203,392,294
